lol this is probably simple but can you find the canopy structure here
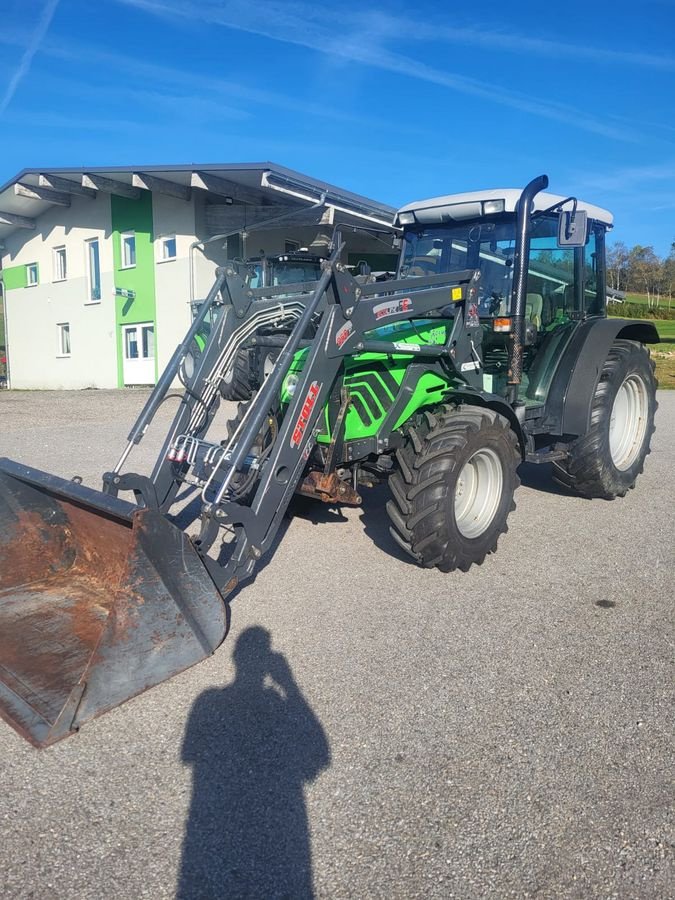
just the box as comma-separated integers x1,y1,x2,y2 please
0,162,397,244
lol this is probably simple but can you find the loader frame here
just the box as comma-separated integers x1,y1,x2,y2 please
102,245,486,597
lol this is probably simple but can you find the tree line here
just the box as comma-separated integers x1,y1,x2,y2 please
607,241,675,308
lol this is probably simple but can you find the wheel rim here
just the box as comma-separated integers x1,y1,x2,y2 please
609,374,649,471
263,352,277,380
454,447,504,539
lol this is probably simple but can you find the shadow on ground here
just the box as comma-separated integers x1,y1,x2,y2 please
517,461,579,497
169,464,575,584
177,627,331,900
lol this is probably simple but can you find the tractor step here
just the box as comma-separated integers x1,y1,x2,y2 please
525,448,569,464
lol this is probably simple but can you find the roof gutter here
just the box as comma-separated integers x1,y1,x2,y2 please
260,171,395,229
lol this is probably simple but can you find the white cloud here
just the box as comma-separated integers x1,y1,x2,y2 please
576,161,675,192
110,0,644,143
0,0,60,116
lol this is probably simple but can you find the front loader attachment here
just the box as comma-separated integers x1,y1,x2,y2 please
0,243,481,748
0,459,227,747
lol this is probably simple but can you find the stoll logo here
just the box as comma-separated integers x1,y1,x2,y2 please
373,296,412,320
290,381,322,448
335,321,353,348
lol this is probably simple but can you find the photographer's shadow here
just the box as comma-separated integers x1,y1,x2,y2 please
177,627,331,900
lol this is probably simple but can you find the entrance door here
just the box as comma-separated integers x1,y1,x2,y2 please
122,323,155,385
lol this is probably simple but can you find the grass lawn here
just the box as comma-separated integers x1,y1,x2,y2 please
652,319,675,387
655,319,675,341
625,292,675,309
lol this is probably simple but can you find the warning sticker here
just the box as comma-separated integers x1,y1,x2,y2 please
466,302,480,327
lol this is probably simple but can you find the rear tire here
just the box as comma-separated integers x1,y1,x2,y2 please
386,405,520,572
552,340,657,499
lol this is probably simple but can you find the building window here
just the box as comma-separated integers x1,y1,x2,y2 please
53,246,67,281
86,238,101,302
159,235,177,261
121,232,136,268
57,322,71,356
26,263,38,286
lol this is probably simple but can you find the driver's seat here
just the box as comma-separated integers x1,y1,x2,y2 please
526,293,543,330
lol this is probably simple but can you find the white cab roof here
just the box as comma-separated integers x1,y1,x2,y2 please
398,188,613,227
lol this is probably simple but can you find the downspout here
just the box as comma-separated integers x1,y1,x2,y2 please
507,174,549,404
0,279,9,390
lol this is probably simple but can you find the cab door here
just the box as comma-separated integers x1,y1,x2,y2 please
521,218,602,405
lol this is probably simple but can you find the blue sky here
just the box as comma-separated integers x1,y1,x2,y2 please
0,0,674,255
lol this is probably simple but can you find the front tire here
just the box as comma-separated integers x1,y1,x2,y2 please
386,405,520,572
220,349,254,402
552,340,657,499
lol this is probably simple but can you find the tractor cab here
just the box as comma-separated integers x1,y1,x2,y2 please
247,251,325,289
394,189,612,405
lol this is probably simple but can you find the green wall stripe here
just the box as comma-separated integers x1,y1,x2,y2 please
111,192,157,386
2,264,28,290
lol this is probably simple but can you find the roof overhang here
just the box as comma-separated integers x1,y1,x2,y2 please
0,162,397,244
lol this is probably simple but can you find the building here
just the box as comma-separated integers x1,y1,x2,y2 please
0,163,398,389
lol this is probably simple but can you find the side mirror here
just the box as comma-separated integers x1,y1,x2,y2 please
558,209,587,247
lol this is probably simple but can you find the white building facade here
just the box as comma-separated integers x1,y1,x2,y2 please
0,164,397,389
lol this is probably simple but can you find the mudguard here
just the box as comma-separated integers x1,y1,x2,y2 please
546,317,659,438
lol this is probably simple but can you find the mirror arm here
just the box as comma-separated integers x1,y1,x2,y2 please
532,195,577,220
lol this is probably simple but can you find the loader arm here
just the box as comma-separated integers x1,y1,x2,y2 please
102,246,481,597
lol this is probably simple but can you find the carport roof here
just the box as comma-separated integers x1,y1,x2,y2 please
0,162,397,242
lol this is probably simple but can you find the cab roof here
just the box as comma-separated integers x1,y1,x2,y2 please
397,188,613,228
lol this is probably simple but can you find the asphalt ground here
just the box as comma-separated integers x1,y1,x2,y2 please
0,388,673,899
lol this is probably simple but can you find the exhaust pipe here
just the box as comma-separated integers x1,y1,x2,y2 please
508,174,549,402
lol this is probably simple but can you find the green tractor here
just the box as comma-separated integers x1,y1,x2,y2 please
0,175,659,746
275,175,658,566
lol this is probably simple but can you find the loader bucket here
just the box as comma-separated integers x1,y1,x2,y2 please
0,458,227,748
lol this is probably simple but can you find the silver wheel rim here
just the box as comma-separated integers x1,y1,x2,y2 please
609,374,649,471
454,447,504,539
263,353,277,380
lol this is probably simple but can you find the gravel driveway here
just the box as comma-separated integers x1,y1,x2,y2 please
0,388,673,899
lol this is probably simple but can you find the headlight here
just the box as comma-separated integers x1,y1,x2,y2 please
284,374,299,397
181,350,195,380
397,211,416,225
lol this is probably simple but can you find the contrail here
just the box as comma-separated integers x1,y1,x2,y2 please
0,0,60,116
